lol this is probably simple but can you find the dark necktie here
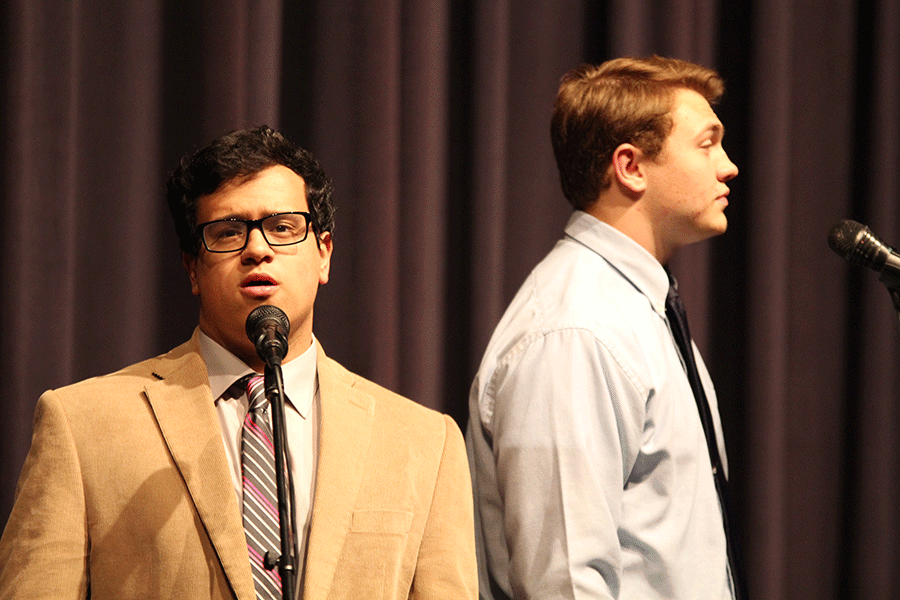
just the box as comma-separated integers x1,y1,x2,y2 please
241,375,282,599
665,278,748,600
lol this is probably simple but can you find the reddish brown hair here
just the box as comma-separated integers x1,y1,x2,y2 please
551,56,724,210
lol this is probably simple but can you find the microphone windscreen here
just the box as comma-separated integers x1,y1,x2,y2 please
245,305,290,342
828,219,867,260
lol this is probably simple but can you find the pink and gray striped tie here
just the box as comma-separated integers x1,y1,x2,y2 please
242,375,282,599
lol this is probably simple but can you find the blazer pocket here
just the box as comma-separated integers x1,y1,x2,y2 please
350,509,413,534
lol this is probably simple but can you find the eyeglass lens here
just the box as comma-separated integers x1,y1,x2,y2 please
202,213,309,252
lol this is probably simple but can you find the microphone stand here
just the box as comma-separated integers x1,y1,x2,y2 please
888,288,900,329
876,269,900,328
263,360,297,600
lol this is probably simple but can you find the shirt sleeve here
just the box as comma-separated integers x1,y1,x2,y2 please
484,328,648,599
0,390,90,599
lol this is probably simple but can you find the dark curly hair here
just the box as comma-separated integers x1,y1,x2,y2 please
166,125,335,255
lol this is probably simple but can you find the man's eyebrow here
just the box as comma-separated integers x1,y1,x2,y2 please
697,122,725,142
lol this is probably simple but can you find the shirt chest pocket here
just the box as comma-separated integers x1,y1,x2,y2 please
330,510,417,598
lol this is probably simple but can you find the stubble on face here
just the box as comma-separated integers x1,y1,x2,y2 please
641,89,738,260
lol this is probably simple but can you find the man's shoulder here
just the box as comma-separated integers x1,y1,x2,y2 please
49,337,201,401
490,239,645,355
318,353,450,434
471,238,656,411
532,237,637,313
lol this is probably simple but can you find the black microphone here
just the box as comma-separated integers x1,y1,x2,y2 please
246,305,290,367
828,219,900,288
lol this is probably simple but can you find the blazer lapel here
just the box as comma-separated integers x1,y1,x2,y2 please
144,334,257,600
302,347,375,600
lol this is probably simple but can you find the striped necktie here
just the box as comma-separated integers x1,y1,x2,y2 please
242,375,282,599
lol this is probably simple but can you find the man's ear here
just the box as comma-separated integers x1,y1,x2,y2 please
611,143,647,194
182,252,200,296
316,231,333,286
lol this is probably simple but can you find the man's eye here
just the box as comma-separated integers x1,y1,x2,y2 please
214,226,243,240
267,218,302,236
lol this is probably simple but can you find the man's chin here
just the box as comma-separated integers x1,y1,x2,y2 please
688,220,727,246
705,213,728,237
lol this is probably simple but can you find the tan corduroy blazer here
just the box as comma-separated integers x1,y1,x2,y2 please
0,330,477,599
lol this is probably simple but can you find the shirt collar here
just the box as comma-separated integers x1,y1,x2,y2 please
199,329,318,418
564,210,671,316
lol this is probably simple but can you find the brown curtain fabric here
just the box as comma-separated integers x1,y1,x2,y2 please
1,1,898,598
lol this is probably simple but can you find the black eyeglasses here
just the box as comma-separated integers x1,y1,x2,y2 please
195,212,314,253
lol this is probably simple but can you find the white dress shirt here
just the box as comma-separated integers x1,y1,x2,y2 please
467,210,734,599
199,330,318,594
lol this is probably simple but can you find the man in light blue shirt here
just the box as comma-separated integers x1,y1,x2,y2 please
467,56,741,599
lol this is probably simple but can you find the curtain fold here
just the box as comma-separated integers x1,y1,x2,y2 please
2,1,899,597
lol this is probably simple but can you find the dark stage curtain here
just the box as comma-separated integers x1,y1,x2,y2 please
1,1,898,598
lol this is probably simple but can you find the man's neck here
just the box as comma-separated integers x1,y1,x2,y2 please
584,197,675,264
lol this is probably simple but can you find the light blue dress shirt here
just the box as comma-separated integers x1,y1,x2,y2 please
467,211,734,599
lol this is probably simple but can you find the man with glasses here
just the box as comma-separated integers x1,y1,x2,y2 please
0,126,477,600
